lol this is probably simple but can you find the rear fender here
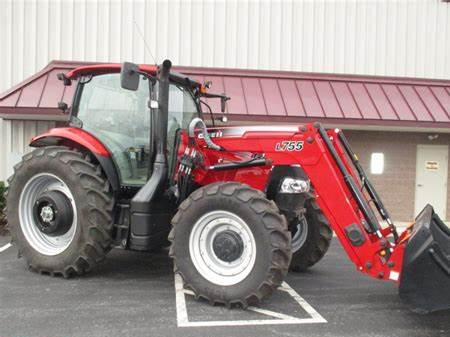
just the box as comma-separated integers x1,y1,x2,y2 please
30,127,120,192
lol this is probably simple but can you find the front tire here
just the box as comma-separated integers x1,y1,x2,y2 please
6,146,114,277
169,182,291,307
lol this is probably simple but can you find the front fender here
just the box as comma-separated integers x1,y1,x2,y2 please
30,127,120,192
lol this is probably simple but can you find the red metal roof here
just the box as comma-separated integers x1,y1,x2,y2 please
1,60,449,129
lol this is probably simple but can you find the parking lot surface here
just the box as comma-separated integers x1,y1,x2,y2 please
0,234,449,337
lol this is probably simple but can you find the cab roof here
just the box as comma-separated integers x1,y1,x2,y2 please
66,63,202,89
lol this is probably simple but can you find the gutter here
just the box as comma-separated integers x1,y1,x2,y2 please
0,113,69,122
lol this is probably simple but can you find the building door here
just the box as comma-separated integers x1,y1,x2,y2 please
415,145,448,219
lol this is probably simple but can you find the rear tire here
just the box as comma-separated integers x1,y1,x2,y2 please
289,199,332,272
169,182,291,307
6,146,114,277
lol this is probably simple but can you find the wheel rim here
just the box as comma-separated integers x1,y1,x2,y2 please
19,173,77,256
291,217,308,253
189,210,256,286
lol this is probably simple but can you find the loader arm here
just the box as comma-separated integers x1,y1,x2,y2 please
295,125,404,282
187,122,450,312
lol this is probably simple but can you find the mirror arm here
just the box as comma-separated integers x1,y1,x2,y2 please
200,92,230,100
136,70,157,83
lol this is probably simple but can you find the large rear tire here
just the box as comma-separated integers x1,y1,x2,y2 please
6,146,114,277
289,199,332,272
169,182,291,307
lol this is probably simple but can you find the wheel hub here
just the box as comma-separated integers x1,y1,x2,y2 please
189,210,257,286
19,173,78,256
33,190,74,236
212,230,244,263
40,205,54,223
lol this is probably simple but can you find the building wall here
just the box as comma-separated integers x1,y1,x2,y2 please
0,119,56,181
1,0,450,94
346,130,450,222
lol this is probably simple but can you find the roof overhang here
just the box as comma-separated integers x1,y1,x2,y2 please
224,114,450,133
1,60,449,132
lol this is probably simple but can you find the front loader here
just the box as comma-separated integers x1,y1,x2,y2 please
6,59,450,313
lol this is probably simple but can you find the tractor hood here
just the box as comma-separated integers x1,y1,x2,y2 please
204,125,304,139
190,124,312,157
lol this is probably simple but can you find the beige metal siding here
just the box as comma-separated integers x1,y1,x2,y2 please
1,0,450,94
0,119,55,182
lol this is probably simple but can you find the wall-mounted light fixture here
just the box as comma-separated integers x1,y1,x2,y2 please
370,153,384,175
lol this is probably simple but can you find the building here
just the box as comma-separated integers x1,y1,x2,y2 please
0,0,449,222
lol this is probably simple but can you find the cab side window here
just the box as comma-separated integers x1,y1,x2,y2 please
76,73,151,186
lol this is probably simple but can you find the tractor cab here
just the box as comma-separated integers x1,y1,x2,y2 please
66,64,203,187
49,60,229,251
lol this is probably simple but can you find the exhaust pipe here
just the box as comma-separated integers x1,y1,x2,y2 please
129,60,172,250
131,59,172,212
153,59,172,172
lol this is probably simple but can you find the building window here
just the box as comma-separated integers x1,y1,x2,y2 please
370,153,384,175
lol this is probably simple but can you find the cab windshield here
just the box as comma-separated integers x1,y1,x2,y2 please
74,73,199,186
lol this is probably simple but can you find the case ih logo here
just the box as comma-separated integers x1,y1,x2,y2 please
198,131,223,139
275,141,304,152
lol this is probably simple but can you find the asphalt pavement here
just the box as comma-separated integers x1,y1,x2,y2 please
0,234,449,337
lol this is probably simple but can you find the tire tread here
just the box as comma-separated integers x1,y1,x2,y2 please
6,146,114,278
169,181,291,308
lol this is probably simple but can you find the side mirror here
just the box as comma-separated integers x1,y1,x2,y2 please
120,62,140,91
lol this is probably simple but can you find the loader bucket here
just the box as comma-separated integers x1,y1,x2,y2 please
399,204,450,313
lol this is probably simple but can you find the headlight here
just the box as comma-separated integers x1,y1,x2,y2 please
279,177,310,194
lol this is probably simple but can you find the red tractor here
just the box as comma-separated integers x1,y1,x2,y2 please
6,60,450,313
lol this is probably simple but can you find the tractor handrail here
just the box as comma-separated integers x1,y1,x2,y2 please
208,158,269,171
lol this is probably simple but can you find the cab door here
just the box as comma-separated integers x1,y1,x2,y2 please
74,73,152,186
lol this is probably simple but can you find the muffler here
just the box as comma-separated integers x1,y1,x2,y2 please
399,204,450,313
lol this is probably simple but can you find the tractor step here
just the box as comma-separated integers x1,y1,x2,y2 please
399,204,450,313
